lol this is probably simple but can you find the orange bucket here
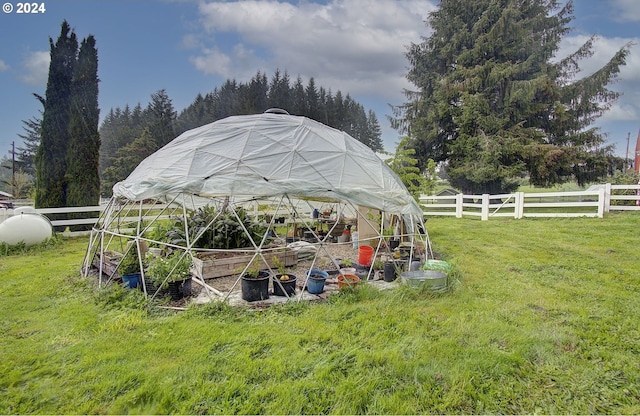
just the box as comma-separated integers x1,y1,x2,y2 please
358,245,374,266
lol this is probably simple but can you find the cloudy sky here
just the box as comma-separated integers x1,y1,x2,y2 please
0,0,638,161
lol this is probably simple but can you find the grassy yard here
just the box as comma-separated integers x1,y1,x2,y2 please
1,213,639,414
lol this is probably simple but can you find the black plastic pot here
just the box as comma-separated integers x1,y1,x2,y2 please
383,262,398,282
142,277,168,298
167,280,183,301
241,271,270,302
273,274,297,297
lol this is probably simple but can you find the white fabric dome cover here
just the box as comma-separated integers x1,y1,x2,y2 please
113,112,423,217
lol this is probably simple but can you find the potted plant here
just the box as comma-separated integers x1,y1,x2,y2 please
338,258,356,275
147,252,193,300
337,273,360,289
272,256,297,297
241,261,271,302
118,244,143,289
306,269,328,294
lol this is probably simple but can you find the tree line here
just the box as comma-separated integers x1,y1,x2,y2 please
98,71,383,196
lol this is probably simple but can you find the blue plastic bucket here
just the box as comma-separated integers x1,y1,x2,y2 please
122,273,140,289
306,269,328,294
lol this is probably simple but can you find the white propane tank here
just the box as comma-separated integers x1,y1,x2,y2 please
0,213,53,246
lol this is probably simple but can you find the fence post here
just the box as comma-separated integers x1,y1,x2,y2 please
604,183,611,213
481,194,489,221
456,193,463,218
514,192,524,219
597,187,605,218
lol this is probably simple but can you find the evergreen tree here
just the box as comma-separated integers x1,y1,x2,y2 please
242,71,269,113
213,80,241,120
144,89,176,148
317,86,331,124
366,110,384,152
16,114,42,177
393,0,630,194
176,93,216,135
291,76,306,115
102,128,158,192
305,77,320,120
66,34,100,229
99,106,144,180
332,91,346,130
386,137,437,201
35,20,77,209
267,69,293,111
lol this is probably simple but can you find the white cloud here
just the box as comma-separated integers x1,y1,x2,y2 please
189,43,266,80
0,60,8,72
190,46,232,76
612,0,640,22
191,0,436,100
20,51,49,86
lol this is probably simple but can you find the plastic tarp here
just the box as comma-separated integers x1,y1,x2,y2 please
112,112,423,217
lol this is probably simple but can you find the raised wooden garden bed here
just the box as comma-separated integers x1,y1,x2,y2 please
93,250,122,278
192,248,298,280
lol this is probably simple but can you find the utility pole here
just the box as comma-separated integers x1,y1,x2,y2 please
625,132,630,170
11,142,16,191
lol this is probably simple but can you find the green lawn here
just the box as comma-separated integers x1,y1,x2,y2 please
1,213,639,414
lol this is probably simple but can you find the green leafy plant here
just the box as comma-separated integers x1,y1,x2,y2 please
118,244,143,275
385,137,437,201
242,260,267,279
146,252,192,288
373,259,384,270
166,206,265,250
340,258,353,268
272,255,292,281
210,208,265,250
145,220,174,246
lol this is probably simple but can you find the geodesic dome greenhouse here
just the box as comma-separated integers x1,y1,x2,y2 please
83,110,431,302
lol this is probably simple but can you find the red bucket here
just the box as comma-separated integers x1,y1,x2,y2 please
358,245,374,266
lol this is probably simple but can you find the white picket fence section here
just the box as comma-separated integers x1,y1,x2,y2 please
1,184,639,232
420,183,640,220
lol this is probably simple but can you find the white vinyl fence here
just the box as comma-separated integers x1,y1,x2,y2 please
1,184,639,231
0,198,322,236
420,183,640,220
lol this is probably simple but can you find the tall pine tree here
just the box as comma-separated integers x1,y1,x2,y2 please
144,89,176,148
393,0,630,193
